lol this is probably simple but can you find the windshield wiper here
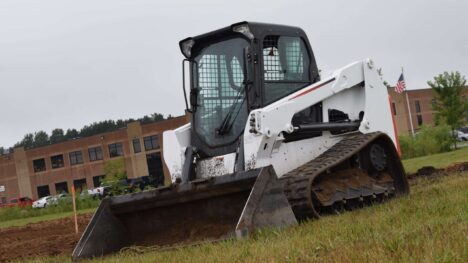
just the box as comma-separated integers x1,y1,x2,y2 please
216,88,246,136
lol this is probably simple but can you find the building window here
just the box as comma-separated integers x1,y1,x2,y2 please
55,181,68,194
431,99,437,107
51,154,64,169
144,135,160,151
417,114,423,126
37,185,50,198
108,143,123,158
33,158,46,173
133,138,141,153
392,102,397,115
73,178,87,193
88,147,103,161
93,175,105,187
415,100,421,113
147,153,165,186
69,151,83,165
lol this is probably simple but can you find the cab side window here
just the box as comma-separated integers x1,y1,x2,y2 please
263,36,310,104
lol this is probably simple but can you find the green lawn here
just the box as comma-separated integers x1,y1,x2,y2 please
3,148,465,230
402,146,468,174
0,208,96,229
26,172,468,263
0,197,99,228
5,148,468,262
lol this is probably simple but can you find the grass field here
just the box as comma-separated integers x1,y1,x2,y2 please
402,146,468,174
0,197,98,228
2,147,465,229
0,208,96,229
4,149,467,262
456,141,468,148
24,171,468,263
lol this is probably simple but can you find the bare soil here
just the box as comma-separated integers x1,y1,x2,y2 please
0,213,92,262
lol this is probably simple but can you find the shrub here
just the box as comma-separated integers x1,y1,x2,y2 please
101,158,129,196
399,124,454,159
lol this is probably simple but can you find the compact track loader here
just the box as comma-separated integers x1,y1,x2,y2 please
73,22,409,260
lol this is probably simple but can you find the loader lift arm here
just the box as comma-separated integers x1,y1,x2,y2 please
243,59,399,172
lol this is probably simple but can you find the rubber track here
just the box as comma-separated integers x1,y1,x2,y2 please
282,132,384,220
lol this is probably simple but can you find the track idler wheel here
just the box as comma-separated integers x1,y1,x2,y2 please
369,144,387,172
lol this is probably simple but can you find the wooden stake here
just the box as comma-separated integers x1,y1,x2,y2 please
71,185,78,234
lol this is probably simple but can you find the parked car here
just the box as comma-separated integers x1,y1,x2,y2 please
1,197,34,208
49,193,71,205
457,127,468,141
87,186,111,199
32,196,53,208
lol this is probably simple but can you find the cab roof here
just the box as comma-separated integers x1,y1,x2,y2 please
179,21,308,59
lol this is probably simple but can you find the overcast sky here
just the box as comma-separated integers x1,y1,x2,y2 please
1,0,467,148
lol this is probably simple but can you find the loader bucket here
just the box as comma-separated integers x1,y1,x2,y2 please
72,166,297,260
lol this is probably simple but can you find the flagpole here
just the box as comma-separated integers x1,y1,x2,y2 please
402,67,415,136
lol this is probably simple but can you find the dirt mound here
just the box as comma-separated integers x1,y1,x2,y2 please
0,213,92,262
407,162,468,179
416,166,440,176
445,162,468,173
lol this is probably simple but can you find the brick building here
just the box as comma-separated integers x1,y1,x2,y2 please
388,86,468,135
0,116,187,204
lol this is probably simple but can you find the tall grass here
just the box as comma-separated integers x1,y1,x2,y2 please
99,173,468,263
0,196,99,222
25,172,468,263
399,124,454,159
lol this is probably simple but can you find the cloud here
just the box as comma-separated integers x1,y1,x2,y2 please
0,0,467,147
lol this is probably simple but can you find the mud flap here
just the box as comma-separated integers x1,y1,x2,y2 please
72,166,295,260
235,166,297,237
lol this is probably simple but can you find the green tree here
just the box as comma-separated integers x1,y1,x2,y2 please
33,131,49,147
140,115,152,124
50,128,65,144
0,147,4,155
139,113,165,124
65,129,79,139
102,158,128,195
151,113,165,122
15,133,34,149
383,80,392,89
80,120,118,137
12,112,170,148
428,71,468,149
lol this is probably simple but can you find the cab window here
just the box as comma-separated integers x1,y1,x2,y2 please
263,36,310,104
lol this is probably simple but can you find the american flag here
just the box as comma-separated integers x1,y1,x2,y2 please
395,72,406,93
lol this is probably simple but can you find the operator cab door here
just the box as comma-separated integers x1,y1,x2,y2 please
190,37,251,157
